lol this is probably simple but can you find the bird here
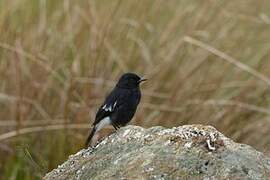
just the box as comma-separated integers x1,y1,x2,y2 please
85,72,147,147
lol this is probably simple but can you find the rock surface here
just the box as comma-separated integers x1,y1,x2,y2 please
44,125,270,180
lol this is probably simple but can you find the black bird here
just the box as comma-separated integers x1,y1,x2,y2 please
85,73,146,147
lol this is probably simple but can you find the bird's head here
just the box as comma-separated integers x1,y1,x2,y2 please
116,73,147,89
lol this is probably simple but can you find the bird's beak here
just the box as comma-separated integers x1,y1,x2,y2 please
138,78,147,83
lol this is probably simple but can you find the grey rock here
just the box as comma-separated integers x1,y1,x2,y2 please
44,125,270,180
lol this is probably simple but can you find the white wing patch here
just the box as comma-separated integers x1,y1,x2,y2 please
113,101,117,108
102,104,112,112
102,101,117,112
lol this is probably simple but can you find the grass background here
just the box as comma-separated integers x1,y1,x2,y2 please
0,0,270,179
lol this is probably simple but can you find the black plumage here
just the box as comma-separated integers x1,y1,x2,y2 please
85,73,146,147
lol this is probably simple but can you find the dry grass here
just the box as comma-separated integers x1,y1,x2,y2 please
0,0,270,179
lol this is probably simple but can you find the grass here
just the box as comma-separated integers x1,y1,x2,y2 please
0,0,270,179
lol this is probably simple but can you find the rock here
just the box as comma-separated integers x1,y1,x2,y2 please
44,125,270,180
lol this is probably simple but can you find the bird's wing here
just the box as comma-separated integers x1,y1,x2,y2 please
93,88,125,126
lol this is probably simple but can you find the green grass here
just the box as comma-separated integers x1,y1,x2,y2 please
0,0,270,179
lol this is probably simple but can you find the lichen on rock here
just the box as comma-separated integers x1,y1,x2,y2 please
44,125,270,180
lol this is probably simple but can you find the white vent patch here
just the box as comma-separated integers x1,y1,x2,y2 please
95,117,111,132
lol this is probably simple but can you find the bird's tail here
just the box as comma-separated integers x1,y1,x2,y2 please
85,127,96,148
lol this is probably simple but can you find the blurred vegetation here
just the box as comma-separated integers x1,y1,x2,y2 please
0,0,270,179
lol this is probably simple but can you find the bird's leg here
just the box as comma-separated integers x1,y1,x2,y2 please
112,122,122,130
112,123,119,130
